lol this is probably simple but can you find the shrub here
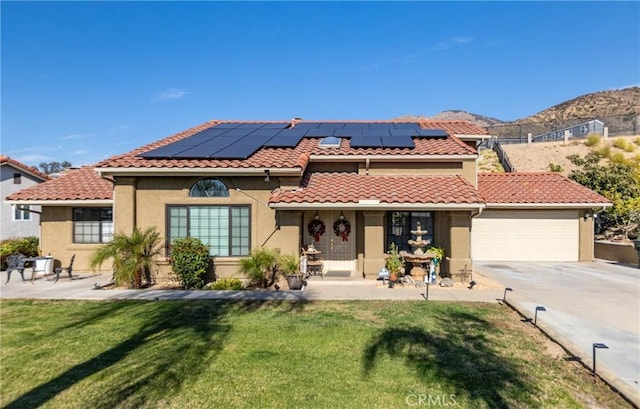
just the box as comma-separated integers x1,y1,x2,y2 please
634,137,640,146
279,253,300,276
238,247,280,288
209,278,243,290
596,145,611,158
612,138,631,151
0,237,39,270
170,237,211,289
548,163,564,172
585,134,601,146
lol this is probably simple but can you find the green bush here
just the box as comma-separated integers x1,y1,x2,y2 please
170,237,211,290
548,163,564,172
585,134,601,146
0,237,39,270
209,278,244,290
612,138,633,152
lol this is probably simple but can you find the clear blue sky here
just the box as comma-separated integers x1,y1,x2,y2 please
2,1,639,167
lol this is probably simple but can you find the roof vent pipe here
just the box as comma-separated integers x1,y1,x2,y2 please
290,117,303,128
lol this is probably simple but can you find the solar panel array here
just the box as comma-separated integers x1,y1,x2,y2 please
139,122,449,160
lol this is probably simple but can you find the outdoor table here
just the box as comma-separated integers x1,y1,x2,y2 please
24,256,54,282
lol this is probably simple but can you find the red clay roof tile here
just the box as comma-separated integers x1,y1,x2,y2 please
0,155,50,181
6,166,113,201
270,173,484,205
96,120,484,170
478,172,610,204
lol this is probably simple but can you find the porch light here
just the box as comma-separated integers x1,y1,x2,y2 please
592,343,609,375
534,306,546,327
264,169,270,182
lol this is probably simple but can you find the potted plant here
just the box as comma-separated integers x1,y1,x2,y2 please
279,253,304,290
385,243,405,282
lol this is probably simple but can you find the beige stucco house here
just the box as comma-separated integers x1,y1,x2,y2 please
6,119,610,280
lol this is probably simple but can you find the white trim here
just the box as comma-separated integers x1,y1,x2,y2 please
5,199,113,206
309,154,477,162
454,134,492,141
96,167,303,177
270,202,485,210
485,202,611,209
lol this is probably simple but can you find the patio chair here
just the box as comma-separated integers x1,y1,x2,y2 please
5,253,27,283
54,254,75,282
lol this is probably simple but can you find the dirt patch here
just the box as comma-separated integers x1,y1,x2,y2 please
501,135,638,176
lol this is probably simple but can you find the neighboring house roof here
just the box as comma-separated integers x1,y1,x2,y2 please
95,120,486,173
5,166,113,205
269,173,484,209
478,172,611,207
0,155,50,182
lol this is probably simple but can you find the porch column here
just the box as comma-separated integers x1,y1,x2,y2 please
273,210,302,257
446,211,472,279
363,211,385,279
114,177,137,235
578,209,594,261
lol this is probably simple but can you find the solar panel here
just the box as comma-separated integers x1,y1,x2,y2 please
416,129,448,137
172,145,226,158
236,123,263,129
362,129,390,137
389,129,419,137
343,123,365,129
140,144,197,158
263,134,304,147
214,123,240,129
350,136,382,148
292,122,320,129
262,123,289,129
381,134,414,148
304,128,333,137
319,122,345,129
333,129,355,137
212,144,260,159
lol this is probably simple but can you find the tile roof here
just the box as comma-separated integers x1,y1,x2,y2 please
6,166,113,202
269,173,484,206
96,120,484,170
0,155,50,181
478,172,611,205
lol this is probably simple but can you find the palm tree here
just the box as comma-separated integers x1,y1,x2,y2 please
90,226,162,288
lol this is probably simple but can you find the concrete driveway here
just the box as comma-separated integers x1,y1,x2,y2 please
476,261,640,407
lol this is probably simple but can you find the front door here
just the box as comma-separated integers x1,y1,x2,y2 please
304,210,356,272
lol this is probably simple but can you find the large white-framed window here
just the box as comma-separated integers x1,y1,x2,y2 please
167,205,250,257
13,205,31,221
73,207,113,243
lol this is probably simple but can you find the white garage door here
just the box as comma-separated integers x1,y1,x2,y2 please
472,210,579,261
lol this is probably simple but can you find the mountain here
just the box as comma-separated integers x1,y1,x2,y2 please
403,87,640,131
514,87,640,126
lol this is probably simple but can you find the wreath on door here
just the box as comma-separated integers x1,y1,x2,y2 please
307,219,326,242
333,219,351,242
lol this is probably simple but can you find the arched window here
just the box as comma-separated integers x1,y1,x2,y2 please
189,178,229,197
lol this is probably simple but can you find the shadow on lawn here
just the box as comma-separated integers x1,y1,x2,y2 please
362,311,538,409
4,299,305,409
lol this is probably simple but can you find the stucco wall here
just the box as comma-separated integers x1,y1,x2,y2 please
1,166,43,240
595,241,638,265
39,207,109,273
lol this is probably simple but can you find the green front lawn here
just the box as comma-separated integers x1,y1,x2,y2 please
0,300,629,408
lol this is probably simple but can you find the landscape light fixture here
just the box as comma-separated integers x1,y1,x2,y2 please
592,343,609,375
503,287,513,302
468,280,477,290
534,306,546,326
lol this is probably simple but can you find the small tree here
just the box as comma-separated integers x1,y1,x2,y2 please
38,161,72,174
90,226,162,288
238,247,280,288
568,152,640,239
170,237,211,289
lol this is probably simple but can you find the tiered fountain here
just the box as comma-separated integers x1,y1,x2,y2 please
399,222,434,282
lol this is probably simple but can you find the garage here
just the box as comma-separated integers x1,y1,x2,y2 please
472,210,579,261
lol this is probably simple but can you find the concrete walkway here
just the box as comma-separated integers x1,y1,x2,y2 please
0,271,502,302
476,260,640,408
